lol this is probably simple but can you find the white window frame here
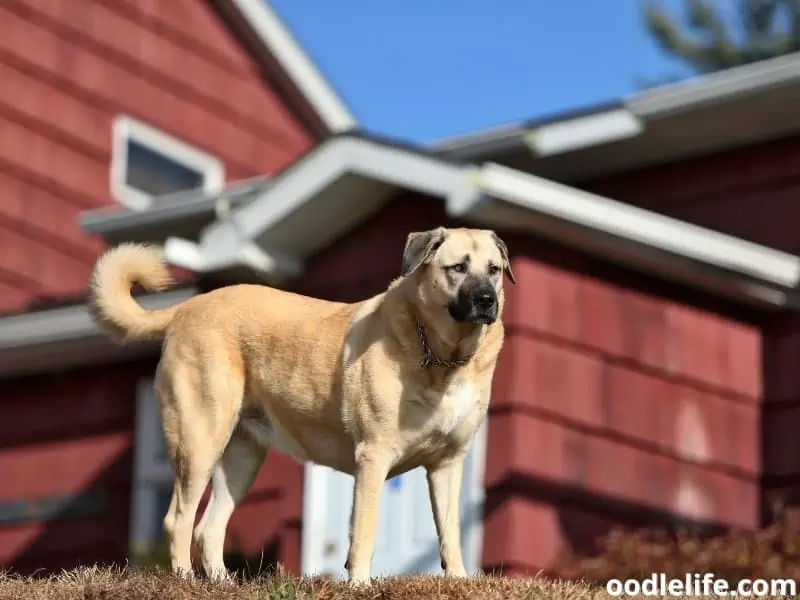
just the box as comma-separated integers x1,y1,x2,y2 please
110,115,225,211
130,377,174,563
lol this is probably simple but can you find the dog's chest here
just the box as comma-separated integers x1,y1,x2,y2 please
419,378,476,437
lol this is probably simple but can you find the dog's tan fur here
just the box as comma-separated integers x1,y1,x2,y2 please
88,227,514,584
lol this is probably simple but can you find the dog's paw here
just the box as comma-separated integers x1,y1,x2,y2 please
347,575,372,588
174,567,195,581
207,569,234,584
444,568,469,578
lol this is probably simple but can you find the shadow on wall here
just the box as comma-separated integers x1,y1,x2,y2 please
0,424,286,576
482,470,730,578
0,351,303,578
0,360,150,574
0,443,284,577
483,469,800,585
1,448,136,575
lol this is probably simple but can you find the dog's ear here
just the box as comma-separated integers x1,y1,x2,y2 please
491,231,516,284
401,227,446,277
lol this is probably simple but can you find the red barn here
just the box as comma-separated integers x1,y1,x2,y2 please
1,0,800,578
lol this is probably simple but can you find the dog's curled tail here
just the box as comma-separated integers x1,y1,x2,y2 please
88,243,183,343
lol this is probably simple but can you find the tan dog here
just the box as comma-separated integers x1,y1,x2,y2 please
87,226,515,584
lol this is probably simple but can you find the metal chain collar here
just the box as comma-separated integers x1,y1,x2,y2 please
417,323,473,369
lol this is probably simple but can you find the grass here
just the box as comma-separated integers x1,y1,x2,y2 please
0,566,623,600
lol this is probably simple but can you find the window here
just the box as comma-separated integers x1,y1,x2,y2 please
111,115,224,211
130,378,174,563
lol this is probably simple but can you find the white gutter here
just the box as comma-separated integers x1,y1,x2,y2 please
163,237,303,279
629,50,800,117
0,288,196,350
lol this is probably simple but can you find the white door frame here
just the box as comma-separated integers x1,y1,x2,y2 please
300,419,489,576
130,377,174,562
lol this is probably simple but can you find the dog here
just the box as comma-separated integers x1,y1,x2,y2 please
87,226,515,584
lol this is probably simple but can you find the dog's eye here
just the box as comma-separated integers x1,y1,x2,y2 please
447,263,466,274
488,264,501,275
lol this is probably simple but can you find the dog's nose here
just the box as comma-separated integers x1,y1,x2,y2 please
472,289,496,311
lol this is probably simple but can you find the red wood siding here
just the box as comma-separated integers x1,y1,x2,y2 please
580,135,800,526
0,360,149,572
483,256,762,575
0,356,301,575
0,0,314,314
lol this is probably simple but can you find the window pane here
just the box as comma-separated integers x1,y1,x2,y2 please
125,139,204,196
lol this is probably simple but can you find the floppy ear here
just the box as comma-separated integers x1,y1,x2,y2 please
401,227,446,277
491,231,516,284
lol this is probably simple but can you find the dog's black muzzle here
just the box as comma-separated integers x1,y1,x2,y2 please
448,281,498,324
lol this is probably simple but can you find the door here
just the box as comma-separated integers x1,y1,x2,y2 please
300,421,487,579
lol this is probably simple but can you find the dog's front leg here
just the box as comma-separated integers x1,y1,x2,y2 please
427,453,468,577
346,448,392,585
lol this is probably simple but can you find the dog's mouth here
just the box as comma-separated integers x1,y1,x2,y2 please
447,303,497,325
472,314,497,325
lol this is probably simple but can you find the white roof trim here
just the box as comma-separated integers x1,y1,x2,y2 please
231,0,356,132
226,137,468,241
0,288,197,380
159,135,800,310
163,236,303,279
523,108,643,157
469,163,800,289
165,136,472,275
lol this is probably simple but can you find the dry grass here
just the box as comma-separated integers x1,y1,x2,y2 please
0,566,624,600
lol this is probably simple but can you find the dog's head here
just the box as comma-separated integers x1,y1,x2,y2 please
400,227,515,325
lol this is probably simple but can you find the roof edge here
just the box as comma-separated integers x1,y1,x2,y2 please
431,52,800,166
0,288,197,380
225,0,357,135
150,134,800,312
628,50,800,117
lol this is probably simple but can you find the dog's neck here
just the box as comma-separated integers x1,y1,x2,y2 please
385,275,488,371
413,311,486,370
416,322,475,369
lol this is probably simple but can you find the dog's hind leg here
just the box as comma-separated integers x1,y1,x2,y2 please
162,439,218,579
194,427,266,581
160,365,243,579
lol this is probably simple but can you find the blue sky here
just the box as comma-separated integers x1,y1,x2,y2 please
269,0,699,144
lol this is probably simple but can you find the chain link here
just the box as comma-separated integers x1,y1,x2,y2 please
417,323,473,369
